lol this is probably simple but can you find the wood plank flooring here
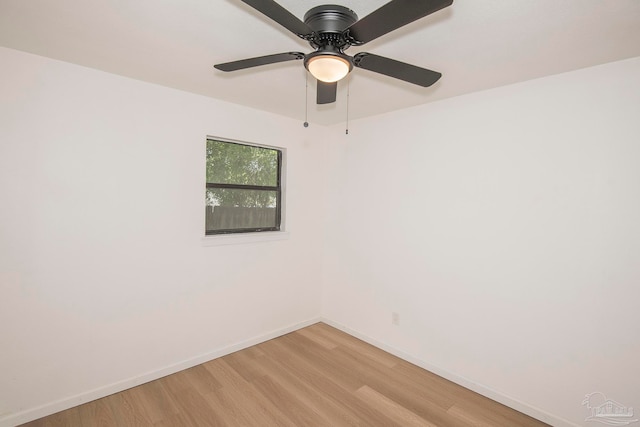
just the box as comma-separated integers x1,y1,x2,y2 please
20,322,549,426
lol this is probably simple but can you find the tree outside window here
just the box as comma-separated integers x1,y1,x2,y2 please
205,138,282,234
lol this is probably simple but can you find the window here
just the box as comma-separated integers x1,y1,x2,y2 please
205,138,282,235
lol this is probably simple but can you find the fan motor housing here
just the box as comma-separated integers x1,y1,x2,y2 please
303,5,358,34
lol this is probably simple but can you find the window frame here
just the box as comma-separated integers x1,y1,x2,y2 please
205,137,283,236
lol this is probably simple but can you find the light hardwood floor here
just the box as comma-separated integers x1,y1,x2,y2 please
21,322,549,426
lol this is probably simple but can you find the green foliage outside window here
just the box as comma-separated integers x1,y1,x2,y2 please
206,139,279,208
205,138,282,234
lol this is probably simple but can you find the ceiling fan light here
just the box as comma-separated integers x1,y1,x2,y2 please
307,55,351,83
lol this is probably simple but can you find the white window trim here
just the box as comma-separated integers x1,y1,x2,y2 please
201,231,290,246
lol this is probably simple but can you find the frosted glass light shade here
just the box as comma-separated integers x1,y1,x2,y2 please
307,55,351,83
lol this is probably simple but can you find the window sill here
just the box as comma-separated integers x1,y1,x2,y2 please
201,231,290,246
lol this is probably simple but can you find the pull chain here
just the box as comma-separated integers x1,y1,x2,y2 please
303,72,309,128
345,75,350,135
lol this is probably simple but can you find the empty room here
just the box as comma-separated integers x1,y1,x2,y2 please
1,0,639,426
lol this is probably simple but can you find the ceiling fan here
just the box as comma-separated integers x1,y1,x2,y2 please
215,0,453,104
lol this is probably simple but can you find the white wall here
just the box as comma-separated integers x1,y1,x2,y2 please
0,47,327,425
322,57,640,427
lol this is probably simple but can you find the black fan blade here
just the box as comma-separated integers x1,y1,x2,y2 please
240,0,313,38
354,53,441,87
317,81,337,104
215,52,304,72
345,0,452,45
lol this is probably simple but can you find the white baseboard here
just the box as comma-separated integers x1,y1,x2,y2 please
0,317,321,427
319,317,578,427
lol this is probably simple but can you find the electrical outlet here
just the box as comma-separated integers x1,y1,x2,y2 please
392,312,400,326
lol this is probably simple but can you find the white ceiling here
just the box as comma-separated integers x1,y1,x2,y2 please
1,0,639,125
